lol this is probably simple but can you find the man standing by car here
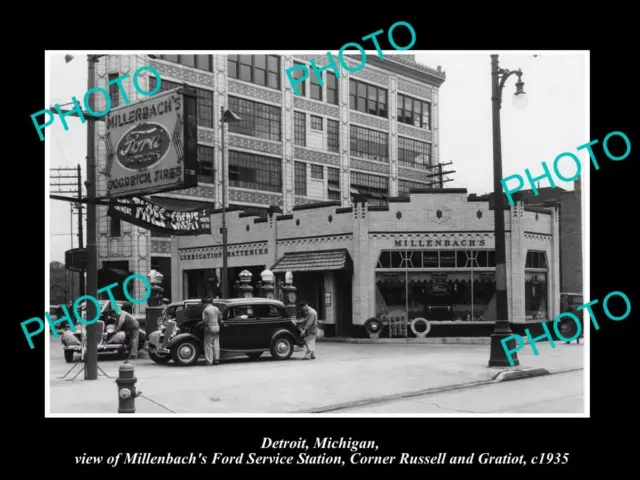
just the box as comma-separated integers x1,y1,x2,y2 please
112,302,140,359
201,298,221,365
299,301,318,360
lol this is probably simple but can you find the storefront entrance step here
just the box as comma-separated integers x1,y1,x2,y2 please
318,337,490,345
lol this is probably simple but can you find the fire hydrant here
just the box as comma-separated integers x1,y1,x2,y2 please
116,361,142,413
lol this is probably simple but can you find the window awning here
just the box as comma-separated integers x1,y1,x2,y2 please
271,249,352,273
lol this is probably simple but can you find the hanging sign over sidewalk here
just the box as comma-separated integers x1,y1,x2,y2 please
108,197,211,236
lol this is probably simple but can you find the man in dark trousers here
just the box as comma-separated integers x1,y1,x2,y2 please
298,301,318,360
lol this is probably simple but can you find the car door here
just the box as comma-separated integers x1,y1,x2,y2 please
255,304,286,349
221,304,259,350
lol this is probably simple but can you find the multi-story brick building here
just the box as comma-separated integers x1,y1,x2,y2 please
93,53,448,310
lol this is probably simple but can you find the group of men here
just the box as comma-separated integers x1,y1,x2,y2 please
198,298,319,365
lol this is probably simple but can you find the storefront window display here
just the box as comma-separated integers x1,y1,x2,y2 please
374,249,497,331
525,250,549,321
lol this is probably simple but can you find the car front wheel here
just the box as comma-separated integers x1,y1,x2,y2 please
170,339,200,366
270,335,294,360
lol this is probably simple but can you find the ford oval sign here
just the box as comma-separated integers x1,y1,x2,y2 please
427,283,451,295
116,122,172,171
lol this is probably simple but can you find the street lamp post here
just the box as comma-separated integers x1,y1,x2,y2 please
488,54,527,368
219,106,242,299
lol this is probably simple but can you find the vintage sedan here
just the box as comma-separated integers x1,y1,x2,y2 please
60,300,147,363
146,298,304,366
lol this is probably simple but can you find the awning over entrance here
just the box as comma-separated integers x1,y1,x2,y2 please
271,249,352,273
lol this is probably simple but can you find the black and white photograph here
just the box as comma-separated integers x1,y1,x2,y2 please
45,50,589,416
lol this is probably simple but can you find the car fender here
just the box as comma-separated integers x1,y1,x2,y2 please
166,332,201,349
148,330,162,348
271,327,302,346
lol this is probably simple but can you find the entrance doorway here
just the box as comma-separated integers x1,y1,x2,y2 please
335,271,352,337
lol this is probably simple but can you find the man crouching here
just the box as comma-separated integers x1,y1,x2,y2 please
298,301,318,360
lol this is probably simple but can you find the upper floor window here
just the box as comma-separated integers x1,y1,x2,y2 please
295,161,307,196
350,79,388,118
311,71,323,101
108,73,120,108
310,115,323,131
158,55,213,72
327,119,339,153
228,96,281,142
351,171,389,206
350,125,389,162
310,164,323,179
228,55,281,90
198,145,214,184
398,179,431,196
327,72,339,105
228,150,282,193
398,93,431,130
525,251,548,269
292,61,307,96
294,111,306,146
398,137,432,170
328,167,341,200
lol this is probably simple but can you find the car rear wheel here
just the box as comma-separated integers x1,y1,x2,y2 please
270,335,294,361
64,350,75,363
170,339,200,366
246,352,263,360
149,348,172,364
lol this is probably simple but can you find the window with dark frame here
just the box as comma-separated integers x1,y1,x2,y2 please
197,145,214,184
228,150,282,193
159,55,213,72
350,125,389,162
292,61,307,96
110,215,121,237
310,115,323,131
294,111,306,146
295,161,307,196
328,167,340,200
376,250,497,269
227,54,281,90
228,96,281,142
310,164,323,179
397,93,431,130
108,73,120,108
349,79,388,118
351,171,389,206
327,119,339,153
327,72,338,105
398,179,431,196
398,137,432,170
310,71,322,101
525,251,548,269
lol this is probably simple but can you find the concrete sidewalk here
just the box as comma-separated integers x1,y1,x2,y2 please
48,340,584,414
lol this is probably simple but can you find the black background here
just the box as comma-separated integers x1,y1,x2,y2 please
13,11,635,477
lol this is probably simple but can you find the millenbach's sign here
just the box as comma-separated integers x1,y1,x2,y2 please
103,87,198,198
392,234,489,248
108,197,212,236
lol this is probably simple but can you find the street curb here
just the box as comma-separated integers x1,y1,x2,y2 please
296,366,584,413
318,337,491,345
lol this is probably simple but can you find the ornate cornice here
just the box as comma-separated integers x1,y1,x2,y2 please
350,157,390,175
398,79,433,100
228,80,282,104
350,112,389,131
293,97,340,118
228,134,283,155
230,189,283,207
150,60,214,88
397,123,432,141
294,147,340,166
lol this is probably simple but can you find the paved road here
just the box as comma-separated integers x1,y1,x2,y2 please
335,370,584,414
48,337,584,414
